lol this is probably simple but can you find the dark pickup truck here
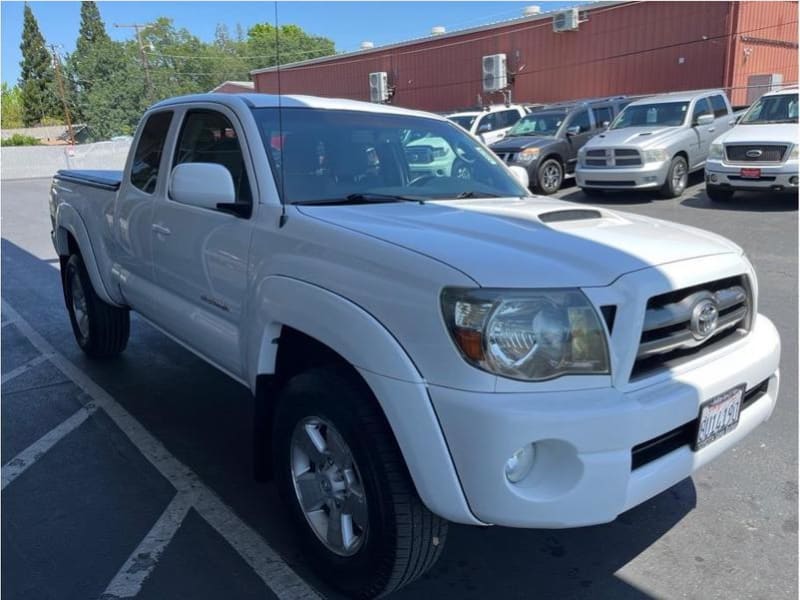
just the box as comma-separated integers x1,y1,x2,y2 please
490,96,631,194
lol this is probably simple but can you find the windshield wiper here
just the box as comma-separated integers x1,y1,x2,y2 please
293,192,427,206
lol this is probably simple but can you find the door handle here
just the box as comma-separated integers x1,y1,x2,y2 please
707,127,716,133
152,224,171,236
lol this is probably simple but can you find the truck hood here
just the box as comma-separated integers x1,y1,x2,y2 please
297,197,742,288
491,135,557,151
588,126,683,149
715,123,799,145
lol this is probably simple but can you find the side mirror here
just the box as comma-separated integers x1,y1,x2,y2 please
602,120,610,129
566,125,582,136
478,122,493,134
508,165,530,189
169,163,236,211
695,114,714,127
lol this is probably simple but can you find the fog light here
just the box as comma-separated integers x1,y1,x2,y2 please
790,176,798,185
710,174,719,183
505,444,536,483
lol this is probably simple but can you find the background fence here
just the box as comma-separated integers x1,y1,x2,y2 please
1,140,131,180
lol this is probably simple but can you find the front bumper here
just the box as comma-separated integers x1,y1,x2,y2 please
705,159,799,192
429,313,780,528
575,160,671,190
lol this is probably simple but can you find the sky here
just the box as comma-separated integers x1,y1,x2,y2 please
1,1,576,85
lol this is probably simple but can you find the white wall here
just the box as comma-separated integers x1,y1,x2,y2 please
1,140,131,180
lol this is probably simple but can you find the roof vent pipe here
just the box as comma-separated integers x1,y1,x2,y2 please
523,5,541,16
431,26,446,35
360,41,375,50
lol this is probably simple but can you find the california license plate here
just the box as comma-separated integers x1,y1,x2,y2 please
740,168,761,179
694,385,745,450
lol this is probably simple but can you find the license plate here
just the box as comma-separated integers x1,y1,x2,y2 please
694,385,745,450
740,168,761,179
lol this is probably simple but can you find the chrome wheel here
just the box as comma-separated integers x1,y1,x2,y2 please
290,417,368,556
539,161,562,193
672,161,687,194
70,274,89,339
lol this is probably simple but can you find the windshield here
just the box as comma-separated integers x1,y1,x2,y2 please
610,102,689,129
506,111,567,137
740,92,799,124
447,114,478,131
252,108,528,204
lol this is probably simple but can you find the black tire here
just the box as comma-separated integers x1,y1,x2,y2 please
659,155,689,198
535,158,563,195
63,253,129,358
273,366,448,599
580,187,604,197
707,187,735,203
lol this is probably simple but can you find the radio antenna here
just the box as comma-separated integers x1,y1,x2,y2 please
275,1,288,227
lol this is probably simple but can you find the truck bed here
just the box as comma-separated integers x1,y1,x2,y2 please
54,169,123,191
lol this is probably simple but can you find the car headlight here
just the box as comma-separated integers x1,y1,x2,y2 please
441,288,610,381
790,145,799,160
643,149,669,163
516,148,540,164
708,143,724,160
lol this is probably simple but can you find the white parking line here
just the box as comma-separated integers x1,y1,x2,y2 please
1,403,97,489
101,492,195,599
1,301,321,600
1,353,51,385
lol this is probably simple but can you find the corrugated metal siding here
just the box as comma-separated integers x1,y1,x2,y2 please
254,1,794,111
729,1,798,106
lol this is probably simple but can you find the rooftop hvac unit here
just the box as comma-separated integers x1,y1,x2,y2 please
553,8,580,32
482,54,507,92
369,72,389,103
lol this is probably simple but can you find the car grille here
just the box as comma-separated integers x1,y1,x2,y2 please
495,152,516,164
725,144,788,163
631,276,751,380
583,148,642,168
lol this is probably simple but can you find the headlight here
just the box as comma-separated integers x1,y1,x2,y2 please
441,288,610,381
790,145,799,160
708,143,724,160
516,147,540,164
643,149,669,163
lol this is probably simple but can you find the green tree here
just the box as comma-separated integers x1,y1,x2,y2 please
19,4,58,126
246,23,335,71
68,1,112,121
76,1,110,54
1,83,25,128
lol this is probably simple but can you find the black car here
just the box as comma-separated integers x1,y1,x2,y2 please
490,96,632,194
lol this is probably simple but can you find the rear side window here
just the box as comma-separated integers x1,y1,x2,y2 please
130,111,173,194
496,109,521,128
709,95,728,118
592,106,613,127
173,110,251,203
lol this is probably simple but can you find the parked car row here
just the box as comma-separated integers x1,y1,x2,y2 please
448,87,798,202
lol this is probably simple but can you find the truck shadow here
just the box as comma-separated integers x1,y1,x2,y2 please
680,188,798,213
2,238,700,599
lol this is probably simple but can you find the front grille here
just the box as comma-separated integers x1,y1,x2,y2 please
728,175,777,182
582,148,642,168
725,144,788,163
631,276,751,380
495,152,516,164
631,379,769,470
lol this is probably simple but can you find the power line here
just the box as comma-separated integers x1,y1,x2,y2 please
113,23,154,101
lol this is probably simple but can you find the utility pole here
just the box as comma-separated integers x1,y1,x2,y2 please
113,23,153,101
50,45,75,145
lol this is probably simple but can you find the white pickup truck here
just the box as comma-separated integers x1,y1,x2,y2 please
50,93,780,598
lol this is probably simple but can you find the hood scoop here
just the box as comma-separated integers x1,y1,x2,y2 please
539,209,603,223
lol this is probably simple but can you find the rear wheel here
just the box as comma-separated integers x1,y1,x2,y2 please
273,366,448,599
535,158,563,195
63,253,129,357
707,187,735,202
659,155,689,198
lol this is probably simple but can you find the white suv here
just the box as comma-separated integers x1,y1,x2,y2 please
705,87,799,201
447,104,527,145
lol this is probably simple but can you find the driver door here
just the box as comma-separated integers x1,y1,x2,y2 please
564,109,594,173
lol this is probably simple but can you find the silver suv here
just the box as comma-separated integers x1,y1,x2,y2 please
576,90,735,198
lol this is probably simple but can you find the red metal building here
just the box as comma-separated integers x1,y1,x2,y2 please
252,1,797,110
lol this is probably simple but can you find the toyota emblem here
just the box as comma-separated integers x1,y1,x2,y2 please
745,149,763,158
690,298,719,339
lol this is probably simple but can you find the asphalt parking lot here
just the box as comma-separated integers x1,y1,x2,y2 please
2,175,797,600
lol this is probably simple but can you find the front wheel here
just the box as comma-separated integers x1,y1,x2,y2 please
659,156,689,198
63,253,129,357
535,158,563,195
273,366,448,599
